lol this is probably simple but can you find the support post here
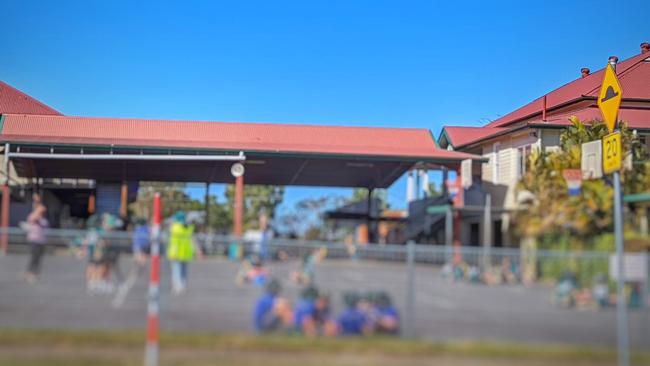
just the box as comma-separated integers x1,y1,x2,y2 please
204,183,210,232
144,193,161,366
442,168,448,196
445,205,453,264
0,184,8,255
453,210,462,264
406,171,414,203
452,173,463,265
120,181,128,219
88,192,96,215
1,143,10,254
420,170,429,197
234,175,244,237
405,240,416,338
366,188,373,243
614,171,629,366
482,193,492,270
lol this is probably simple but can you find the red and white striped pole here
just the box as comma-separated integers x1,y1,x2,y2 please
145,193,161,366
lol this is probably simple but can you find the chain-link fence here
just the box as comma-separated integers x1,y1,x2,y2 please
1,226,648,348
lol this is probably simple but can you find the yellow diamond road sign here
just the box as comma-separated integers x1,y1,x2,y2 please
597,64,623,133
602,131,622,174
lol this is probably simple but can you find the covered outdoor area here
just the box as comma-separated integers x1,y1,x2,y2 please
0,113,479,250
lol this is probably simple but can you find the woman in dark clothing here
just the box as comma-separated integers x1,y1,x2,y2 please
24,204,49,283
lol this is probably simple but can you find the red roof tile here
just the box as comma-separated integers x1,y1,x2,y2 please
0,114,479,161
0,81,62,116
485,52,650,128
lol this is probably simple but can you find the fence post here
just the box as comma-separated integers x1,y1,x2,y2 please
406,240,416,338
445,206,453,264
1,143,10,255
482,193,492,270
145,193,161,366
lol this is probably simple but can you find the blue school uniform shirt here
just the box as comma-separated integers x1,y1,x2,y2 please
293,299,316,329
377,306,398,319
337,308,367,335
132,225,150,253
253,293,276,331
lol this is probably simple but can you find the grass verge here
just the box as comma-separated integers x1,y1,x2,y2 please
0,328,649,365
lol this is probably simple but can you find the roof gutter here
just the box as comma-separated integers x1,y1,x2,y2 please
0,140,482,164
527,123,570,129
7,150,247,162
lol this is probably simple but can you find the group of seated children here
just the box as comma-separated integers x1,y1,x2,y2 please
441,257,520,285
254,279,399,337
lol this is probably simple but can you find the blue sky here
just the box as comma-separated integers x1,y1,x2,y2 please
1,0,648,212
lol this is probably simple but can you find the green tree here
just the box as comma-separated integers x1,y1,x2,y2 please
130,183,282,233
224,185,284,231
349,188,389,209
130,182,200,221
277,194,345,238
428,183,442,197
514,117,649,249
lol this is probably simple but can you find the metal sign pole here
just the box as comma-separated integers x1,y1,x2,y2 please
605,57,628,366
613,171,629,366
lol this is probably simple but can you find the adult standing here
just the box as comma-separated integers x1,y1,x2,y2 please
112,217,150,307
24,200,49,283
253,212,272,261
131,218,150,270
167,211,199,295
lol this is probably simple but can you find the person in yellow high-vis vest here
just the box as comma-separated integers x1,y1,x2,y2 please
167,211,198,295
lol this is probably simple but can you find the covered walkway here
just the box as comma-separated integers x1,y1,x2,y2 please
0,114,476,187
0,112,480,250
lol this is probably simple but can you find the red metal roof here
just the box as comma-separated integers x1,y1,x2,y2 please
0,114,478,161
442,106,650,150
0,81,62,116
441,126,509,149
485,52,650,128
528,107,650,130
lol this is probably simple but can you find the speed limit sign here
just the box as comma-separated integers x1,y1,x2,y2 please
602,131,622,174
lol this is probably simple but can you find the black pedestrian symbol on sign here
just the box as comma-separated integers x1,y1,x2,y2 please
601,86,619,103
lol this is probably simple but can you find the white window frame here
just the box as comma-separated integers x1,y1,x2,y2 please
517,144,532,179
640,134,649,153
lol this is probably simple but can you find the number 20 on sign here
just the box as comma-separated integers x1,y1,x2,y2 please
603,131,622,174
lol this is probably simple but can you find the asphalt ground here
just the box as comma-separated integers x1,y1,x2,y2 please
0,253,648,348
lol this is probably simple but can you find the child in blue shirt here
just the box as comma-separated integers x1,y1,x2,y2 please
337,292,369,336
294,286,319,335
374,292,399,335
254,279,292,332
